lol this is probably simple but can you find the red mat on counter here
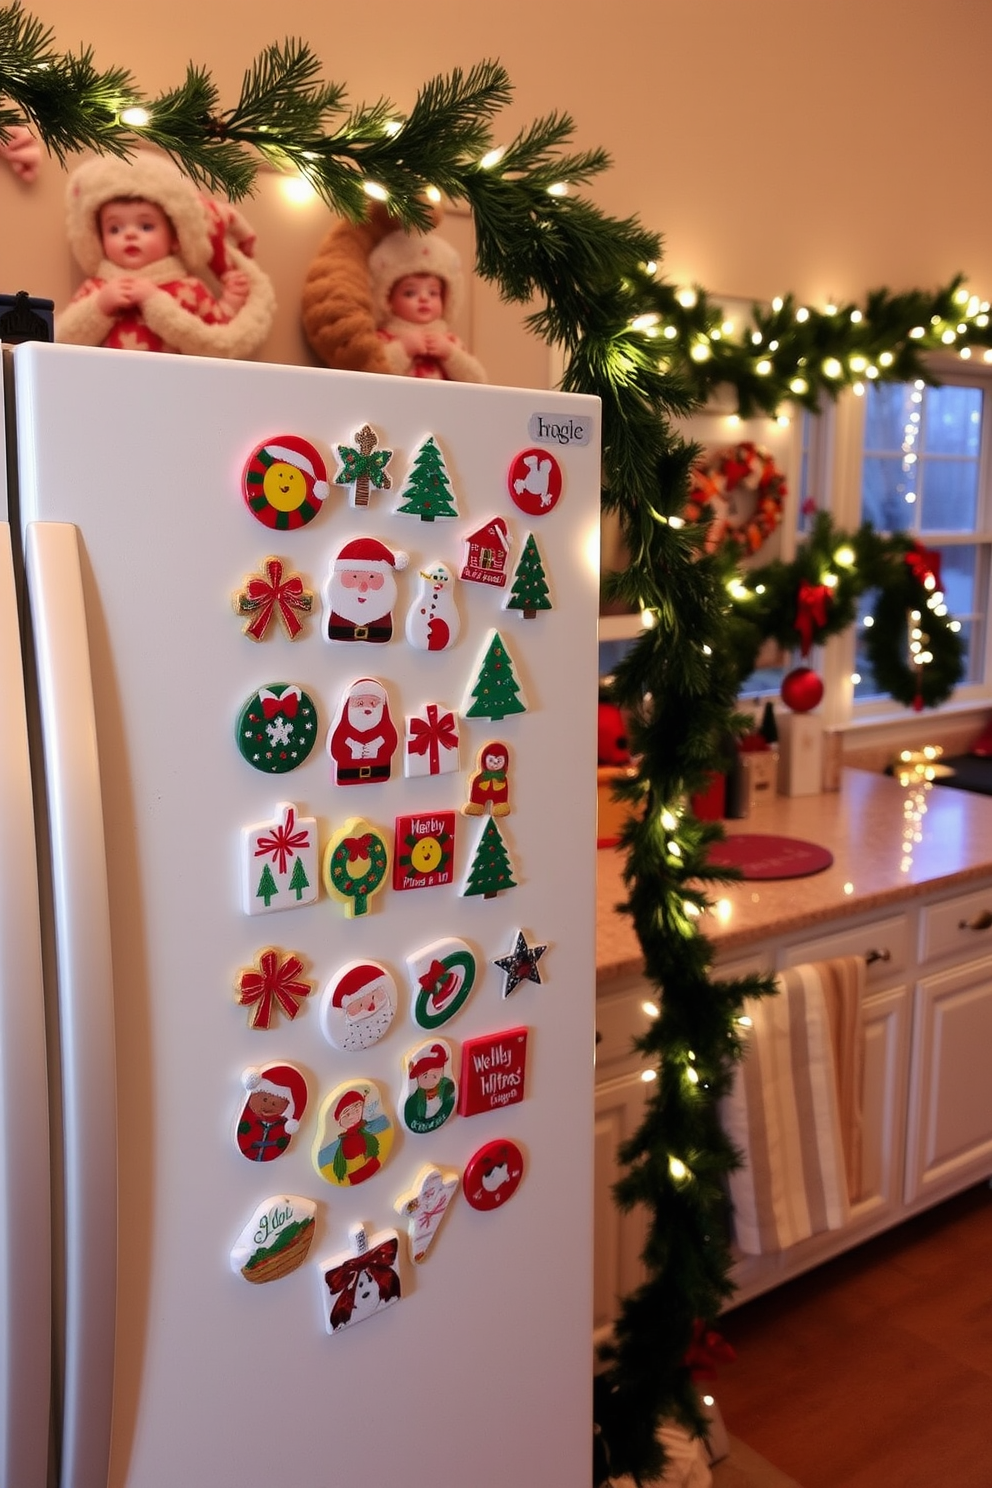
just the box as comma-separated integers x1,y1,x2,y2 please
706,833,833,880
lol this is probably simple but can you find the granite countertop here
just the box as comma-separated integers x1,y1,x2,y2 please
597,767,992,985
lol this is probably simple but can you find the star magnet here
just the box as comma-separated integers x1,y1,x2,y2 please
493,931,547,998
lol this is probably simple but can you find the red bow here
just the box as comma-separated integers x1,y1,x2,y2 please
254,806,311,878
342,833,372,862
407,706,458,775
794,580,832,657
683,1320,737,1382
905,542,943,593
419,958,449,993
239,558,313,641
236,949,312,1030
260,686,299,719
325,1237,399,1321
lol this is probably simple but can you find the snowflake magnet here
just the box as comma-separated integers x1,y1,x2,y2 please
242,434,330,530
236,684,318,774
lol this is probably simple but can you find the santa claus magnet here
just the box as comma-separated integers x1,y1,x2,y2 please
327,678,399,785
235,1062,308,1164
462,1139,525,1211
323,536,408,644
405,560,460,650
393,811,456,892
312,1079,395,1187
241,802,318,915
406,938,478,1029
507,448,563,516
242,434,330,530
236,684,318,774
231,1195,317,1284
318,1222,402,1335
319,961,398,1052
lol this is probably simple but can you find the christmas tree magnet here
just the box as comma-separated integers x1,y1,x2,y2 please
241,802,318,915
327,678,399,785
318,1222,402,1335
458,1028,529,1118
507,447,563,516
235,1062,308,1164
334,423,393,509
462,817,517,900
462,741,511,817
462,1138,525,1211
323,536,408,644
493,930,547,998
401,1038,457,1134
406,938,478,1029
236,684,318,774
393,811,456,892
393,1165,458,1262
320,961,398,1052
322,818,391,918
463,631,527,721
234,948,314,1030
312,1079,395,1186
231,1195,317,1284
460,517,510,588
404,702,460,778
405,560,460,650
503,532,552,618
242,434,330,530
234,557,313,641
394,433,459,521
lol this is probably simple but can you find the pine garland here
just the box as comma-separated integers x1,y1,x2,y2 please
0,11,979,1482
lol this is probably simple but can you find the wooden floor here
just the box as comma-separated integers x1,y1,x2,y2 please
714,1183,992,1488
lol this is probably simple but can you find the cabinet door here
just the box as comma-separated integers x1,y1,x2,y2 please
905,956,992,1204
594,1072,649,1344
853,986,910,1222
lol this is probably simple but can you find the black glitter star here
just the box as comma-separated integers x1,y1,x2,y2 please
493,931,547,997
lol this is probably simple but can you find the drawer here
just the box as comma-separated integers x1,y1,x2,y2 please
595,987,658,1076
780,914,910,983
920,885,992,965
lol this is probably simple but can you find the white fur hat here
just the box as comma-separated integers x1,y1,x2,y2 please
65,152,213,277
368,229,464,325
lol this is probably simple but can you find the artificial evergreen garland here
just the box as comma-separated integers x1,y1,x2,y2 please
0,10,978,1482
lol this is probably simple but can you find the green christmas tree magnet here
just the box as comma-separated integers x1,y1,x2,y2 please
322,817,391,917
462,817,517,899
503,532,552,619
334,424,393,509
394,434,459,521
463,631,527,721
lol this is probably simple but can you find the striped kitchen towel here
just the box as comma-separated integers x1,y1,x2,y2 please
722,957,865,1255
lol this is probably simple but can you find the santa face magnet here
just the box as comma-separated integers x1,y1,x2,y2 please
320,961,398,1052
328,678,399,786
323,536,408,644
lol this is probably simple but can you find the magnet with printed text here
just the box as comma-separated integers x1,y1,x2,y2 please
393,811,456,892
241,801,318,915
318,1222,402,1334
320,961,398,1052
235,1062,308,1164
312,1079,394,1187
236,684,318,773
242,434,330,529
394,1165,459,1262
231,1195,317,1283
234,557,313,640
462,1139,525,1211
406,938,478,1029
507,448,563,516
460,517,510,588
458,1027,529,1117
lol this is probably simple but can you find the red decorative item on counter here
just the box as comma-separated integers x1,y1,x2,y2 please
794,580,831,657
780,665,824,714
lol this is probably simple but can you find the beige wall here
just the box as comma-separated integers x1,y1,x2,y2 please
4,0,992,382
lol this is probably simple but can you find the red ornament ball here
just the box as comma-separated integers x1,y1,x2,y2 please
780,666,824,713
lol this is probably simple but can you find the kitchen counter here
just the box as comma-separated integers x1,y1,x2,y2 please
597,767,992,983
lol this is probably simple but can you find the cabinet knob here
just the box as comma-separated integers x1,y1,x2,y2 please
958,909,992,931
865,947,891,965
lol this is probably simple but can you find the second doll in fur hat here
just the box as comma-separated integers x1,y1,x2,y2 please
57,152,275,359
370,228,486,383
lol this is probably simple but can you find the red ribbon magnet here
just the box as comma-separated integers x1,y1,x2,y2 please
235,557,314,641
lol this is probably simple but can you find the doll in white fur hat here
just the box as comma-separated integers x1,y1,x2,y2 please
57,152,275,358
370,227,486,383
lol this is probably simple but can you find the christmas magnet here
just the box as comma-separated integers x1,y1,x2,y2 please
394,433,459,521
462,741,511,817
235,1062,308,1164
320,961,398,1052
318,1222,402,1335
507,448,563,516
503,532,552,618
236,684,318,774
463,630,527,721
242,434,330,530
460,517,510,588
322,817,391,918
327,677,399,785
234,948,314,1030
312,1079,394,1187
394,1165,458,1263
393,811,456,892
334,423,393,508
406,938,478,1029
462,817,517,899
493,930,547,998
404,702,460,778
405,560,460,650
462,1139,525,1211
458,1027,529,1117
323,536,408,644
401,1038,457,1134
231,1195,317,1284
241,802,318,915
234,557,314,641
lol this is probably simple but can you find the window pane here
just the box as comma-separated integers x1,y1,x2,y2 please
936,545,976,618
864,384,916,451
923,385,982,457
920,459,979,531
853,590,883,700
863,455,913,531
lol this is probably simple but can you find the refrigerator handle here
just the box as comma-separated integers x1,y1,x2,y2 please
25,522,117,1488
0,525,52,1488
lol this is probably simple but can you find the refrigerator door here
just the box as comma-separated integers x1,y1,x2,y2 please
14,342,600,1488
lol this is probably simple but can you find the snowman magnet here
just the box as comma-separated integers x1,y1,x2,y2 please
318,1222,402,1334
394,1165,459,1262
312,1079,395,1186
400,1038,457,1134
405,560,460,650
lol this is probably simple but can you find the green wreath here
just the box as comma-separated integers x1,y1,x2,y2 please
863,548,964,710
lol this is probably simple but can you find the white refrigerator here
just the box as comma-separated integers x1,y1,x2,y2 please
0,342,601,1488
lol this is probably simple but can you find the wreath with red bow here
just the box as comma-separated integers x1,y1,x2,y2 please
685,441,787,555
